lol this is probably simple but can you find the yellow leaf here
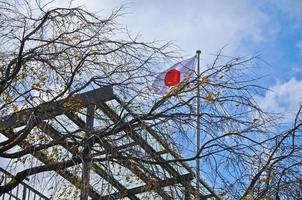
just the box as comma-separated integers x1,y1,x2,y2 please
31,83,40,89
12,104,18,112
6,95,13,102
261,177,269,183
242,188,254,200
200,76,209,84
205,92,214,103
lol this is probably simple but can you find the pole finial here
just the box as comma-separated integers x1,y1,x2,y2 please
196,50,201,54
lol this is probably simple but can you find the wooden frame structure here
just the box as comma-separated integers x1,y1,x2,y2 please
0,86,220,199
0,167,49,200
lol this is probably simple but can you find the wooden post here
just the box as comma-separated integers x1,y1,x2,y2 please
184,181,191,200
80,104,95,200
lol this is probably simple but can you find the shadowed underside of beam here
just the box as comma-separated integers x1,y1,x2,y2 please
0,86,114,130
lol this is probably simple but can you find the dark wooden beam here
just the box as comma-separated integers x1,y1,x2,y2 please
99,173,194,199
98,103,183,178
0,129,102,199
66,114,173,200
38,121,140,200
0,86,114,130
81,105,95,200
115,97,221,200
0,86,220,200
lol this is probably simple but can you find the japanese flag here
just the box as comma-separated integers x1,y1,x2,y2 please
152,56,196,94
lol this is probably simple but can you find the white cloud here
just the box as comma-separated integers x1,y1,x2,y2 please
256,78,302,121
72,0,277,65
291,66,302,73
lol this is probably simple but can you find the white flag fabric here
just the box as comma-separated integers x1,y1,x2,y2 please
152,56,196,94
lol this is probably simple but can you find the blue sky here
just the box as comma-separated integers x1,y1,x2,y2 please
1,1,300,195
63,0,302,120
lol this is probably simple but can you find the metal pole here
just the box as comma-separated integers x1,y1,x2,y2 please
196,50,201,199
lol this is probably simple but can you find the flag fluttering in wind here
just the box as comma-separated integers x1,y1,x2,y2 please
152,51,203,197
152,56,197,94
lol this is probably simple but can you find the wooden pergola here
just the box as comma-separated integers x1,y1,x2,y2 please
0,86,220,200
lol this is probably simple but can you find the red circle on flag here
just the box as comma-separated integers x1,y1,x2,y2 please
164,69,180,86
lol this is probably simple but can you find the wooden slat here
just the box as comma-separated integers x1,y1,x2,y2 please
38,121,140,200
0,130,102,199
0,86,114,130
115,97,221,200
99,173,193,199
66,114,173,200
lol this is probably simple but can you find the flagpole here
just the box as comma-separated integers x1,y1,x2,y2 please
196,50,201,199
